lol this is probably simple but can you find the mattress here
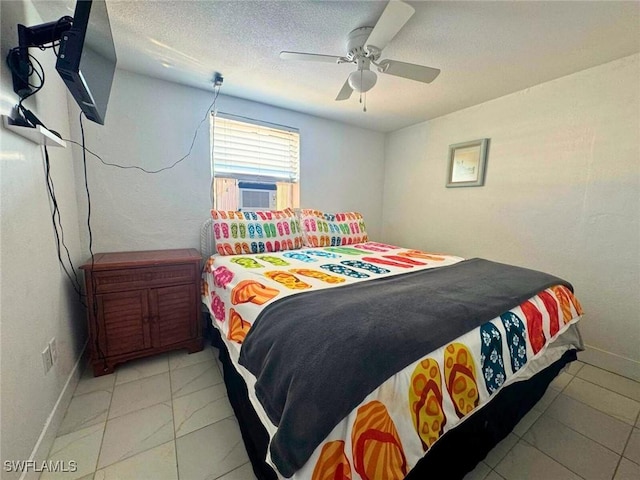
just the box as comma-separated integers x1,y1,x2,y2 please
201,242,584,479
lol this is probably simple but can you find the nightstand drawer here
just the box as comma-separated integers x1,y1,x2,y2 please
93,264,197,293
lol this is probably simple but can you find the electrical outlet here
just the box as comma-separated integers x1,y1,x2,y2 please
42,346,53,374
49,338,58,365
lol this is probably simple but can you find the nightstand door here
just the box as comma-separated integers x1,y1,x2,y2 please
96,290,152,357
149,284,197,347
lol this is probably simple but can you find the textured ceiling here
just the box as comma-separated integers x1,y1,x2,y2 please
32,0,640,132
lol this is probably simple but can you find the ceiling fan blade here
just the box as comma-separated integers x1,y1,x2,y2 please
280,51,342,63
365,0,415,52
378,59,441,83
335,79,353,101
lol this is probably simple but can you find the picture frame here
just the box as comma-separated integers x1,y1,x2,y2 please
446,138,489,188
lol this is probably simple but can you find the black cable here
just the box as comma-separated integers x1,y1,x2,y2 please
12,39,86,306
44,147,81,292
62,84,221,174
6,20,65,123
6,47,47,128
6,15,69,94
21,52,44,98
19,53,45,107
79,111,107,371
45,150,84,293
6,47,31,86
43,146,87,307
79,113,93,259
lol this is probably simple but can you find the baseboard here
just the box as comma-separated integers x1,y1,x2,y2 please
580,344,640,382
19,341,88,480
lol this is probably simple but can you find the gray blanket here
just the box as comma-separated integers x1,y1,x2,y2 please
238,258,572,476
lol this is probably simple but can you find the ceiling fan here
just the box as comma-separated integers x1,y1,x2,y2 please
279,0,440,106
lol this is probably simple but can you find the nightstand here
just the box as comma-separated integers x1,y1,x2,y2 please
81,249,203,376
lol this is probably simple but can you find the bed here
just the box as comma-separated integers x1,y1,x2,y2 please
199,209,584,480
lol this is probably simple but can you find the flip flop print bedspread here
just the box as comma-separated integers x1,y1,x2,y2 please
201,243,584,479
203,243,462,344
305,290,582,480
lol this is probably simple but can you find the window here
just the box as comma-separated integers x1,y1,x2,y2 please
211,114,300,210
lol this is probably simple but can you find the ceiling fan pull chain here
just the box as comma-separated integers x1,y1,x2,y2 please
363,92,367,112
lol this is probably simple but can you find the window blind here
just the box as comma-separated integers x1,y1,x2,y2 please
212,114,300,182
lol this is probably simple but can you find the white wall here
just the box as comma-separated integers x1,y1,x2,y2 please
72,70,386,253
382,54,640,379
0,1,87,477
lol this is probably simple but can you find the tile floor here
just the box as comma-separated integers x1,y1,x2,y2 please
41,347,640,480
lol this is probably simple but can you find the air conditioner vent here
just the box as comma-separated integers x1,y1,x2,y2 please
238,182,277,211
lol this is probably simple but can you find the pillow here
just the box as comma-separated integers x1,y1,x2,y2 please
299,209,368,247
211,208,304,255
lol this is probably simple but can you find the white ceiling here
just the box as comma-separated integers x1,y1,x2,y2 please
33,0,640,132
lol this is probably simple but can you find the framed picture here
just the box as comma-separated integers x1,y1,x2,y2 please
446,138,489,188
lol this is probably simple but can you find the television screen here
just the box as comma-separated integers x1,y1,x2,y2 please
56,0,117,125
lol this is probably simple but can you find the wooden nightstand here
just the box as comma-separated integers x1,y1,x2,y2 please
81,249,203,376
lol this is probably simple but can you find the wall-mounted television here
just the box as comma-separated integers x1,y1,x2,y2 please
9,0,117,125
55,0,117,125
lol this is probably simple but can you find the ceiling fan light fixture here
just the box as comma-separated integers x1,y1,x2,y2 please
348,69,377,93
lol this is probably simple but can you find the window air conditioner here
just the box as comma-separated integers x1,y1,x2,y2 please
238,182,277,211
